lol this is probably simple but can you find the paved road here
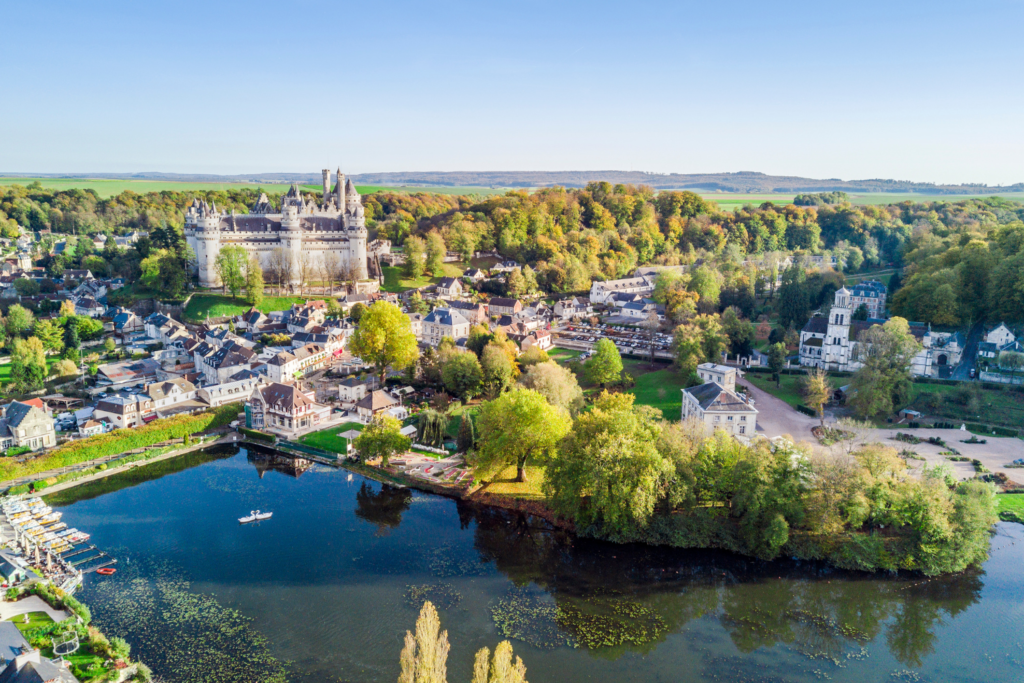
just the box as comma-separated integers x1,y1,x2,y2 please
737,378,818,443
950,322,983,381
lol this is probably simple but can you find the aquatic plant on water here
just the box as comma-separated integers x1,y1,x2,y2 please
404,583,462,609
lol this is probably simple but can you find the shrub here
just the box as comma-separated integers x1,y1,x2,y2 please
0,403,241,483
238,428,275,443
795,404,816,417
109,636,131,660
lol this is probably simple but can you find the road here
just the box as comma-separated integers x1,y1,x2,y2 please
950,322,983,381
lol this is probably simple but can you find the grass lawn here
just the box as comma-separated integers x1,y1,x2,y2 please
483,464,546,501
444,403,480,439
298,422,364,454
548,348,582,364
628,366,689,419
0,358,60,384
746,372,808,408
907,382,1024,430
183,293,309,322
380,263,465,293
997,494,1024,514
6,611,54,633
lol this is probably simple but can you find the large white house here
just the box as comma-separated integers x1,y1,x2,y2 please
589,276,655,305
681,364,758,437
422,308,471,347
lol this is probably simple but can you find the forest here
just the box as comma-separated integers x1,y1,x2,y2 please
2,181,1024,324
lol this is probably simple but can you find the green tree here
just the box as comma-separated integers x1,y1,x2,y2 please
476,387,571,482
245,255,264,307
584,338,623,388
768,342,787,387
417,409,449,448
398,601,449,683
688,264,723,312
408,291,430,315
349,301,420,385
350,302,368,323
214,245,247,298
852,303,869,321
466,325,494,357
353,414,411,466
13,279,39,297
481,342,514,397
545,392,671,534
998,350,1024,381
103,337,116,355
6,305,34,339
849,317,922,418
721,307,755,359
63,316,81,361
776,266,810,330
518,361,584,415
10,336,47,392
404,236,427,280
425,231,447,277
441,352,484,401
457,413,476,452
33,319,64,355
517,345,549,367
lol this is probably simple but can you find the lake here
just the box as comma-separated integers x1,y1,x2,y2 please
45,444,1024,683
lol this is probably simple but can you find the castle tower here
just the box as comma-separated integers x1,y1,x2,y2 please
281,202,303,287
825,287,852,370
337,168,346,215
344,178,368,279
321,169,331,204
191,202,223,288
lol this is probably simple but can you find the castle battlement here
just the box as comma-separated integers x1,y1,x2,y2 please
185,169,369,288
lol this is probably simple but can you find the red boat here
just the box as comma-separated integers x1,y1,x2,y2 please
96,568,116,576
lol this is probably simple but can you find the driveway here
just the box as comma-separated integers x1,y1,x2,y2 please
737,378,818,443
950,322,983,381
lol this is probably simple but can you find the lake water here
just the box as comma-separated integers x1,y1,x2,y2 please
45,445,1024,683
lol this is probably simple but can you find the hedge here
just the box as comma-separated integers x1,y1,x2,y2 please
0,403,242,483
795,404,817,417
239,427,276,443
966,423,1021,438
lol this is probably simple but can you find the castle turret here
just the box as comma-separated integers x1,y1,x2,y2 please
281,201,303,287
188,200,223,288
321,169,331,204
337,169,346,215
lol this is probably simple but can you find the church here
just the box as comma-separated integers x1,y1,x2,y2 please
185,169,369,289
799,286,964,378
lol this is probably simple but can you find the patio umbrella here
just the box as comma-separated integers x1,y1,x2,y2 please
46,550,53,572
33,544,40,565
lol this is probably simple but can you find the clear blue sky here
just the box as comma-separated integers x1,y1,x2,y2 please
3,0,1023,184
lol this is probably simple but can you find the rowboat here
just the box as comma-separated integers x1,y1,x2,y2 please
238,510,273,524
96,568,116,576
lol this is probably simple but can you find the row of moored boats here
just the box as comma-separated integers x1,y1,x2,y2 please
2,497,90,554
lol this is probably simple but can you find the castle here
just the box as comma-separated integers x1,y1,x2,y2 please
185,169,369,289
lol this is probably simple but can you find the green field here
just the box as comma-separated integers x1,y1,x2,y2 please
183,293,310,322
0,357,61,384
548,348,583,364
627,363,688,419
747,372,809,408
298,422,363,454
700,191,1024,212
380,263,465,293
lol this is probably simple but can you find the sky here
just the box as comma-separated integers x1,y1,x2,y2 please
3,0,1023,185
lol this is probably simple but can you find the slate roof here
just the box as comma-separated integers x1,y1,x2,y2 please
802,316,829,334
684,382,757,413
437,277,459,289
356,390,398,412
4,401,40,429
147,378,195,400
257,383,314,412
488,297,520,309
424,308,469,327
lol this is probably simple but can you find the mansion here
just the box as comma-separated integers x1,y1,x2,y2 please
185,169,369,289
799,287,964,377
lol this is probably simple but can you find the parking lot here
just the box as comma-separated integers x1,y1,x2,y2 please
554,322,675,359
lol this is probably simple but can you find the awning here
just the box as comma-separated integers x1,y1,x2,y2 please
142,414,158,423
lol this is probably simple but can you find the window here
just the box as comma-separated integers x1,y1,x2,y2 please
739,426,746,434
740,416,746,422
727,416,733,421
714,416,720,422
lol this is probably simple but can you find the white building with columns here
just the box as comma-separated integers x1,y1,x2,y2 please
185,169,369,289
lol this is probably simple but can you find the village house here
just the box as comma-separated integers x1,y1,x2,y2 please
94,394,155,429
338,376,377,408
95,358,161,390
589,275,655,305
145,377,197,414
422,308,471,347
554,296,592,321
0,400,57,451
197,372,266,408
111,308,144,337
265,344,329,383
74,296,106,318
200,341,257,384
681,364,758,438
408,312,424,338
488,297,522,317
246,382,330,437
436,277,463,298
446,300,488,325
78,419,107,437
463,268,486,282
355,389,408,423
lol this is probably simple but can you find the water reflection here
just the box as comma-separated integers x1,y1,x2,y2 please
355,482,412,535
458,502,984,666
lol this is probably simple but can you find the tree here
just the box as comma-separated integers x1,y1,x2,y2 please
214,245,247,298
6,305,34,339
10,337,47,392
852,303,869,321
52,359,78,378
441,352,483,401
58,299,76,318
544,391,671,534
103,337,116,355
63,317,81,361
721,307,755,359
584,338,623,388
768,342,787,387
297,251,315,295
849,317,922,418
998,350,1024,381
466,325,494,357
353,414,411,466
476,387,571,482
348,301,420,385
418,409,448,448
688,264,723,312
404,236,426,280
245,256,264,307
457,413,476,452
518,361,584,415
322,252,340,295
398,601,449,683
776,266,810,330
408,291,430,315
472,641,528,683
801,367,832,427
517,345,549,367
13,279,39,297
425,231,447,277
350,302,368,323
268,248,290,295
481,343,514,397
505,268,526,298
33,319,64,355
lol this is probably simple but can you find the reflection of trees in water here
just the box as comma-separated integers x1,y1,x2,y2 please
354,482,412,535
458,501,983,665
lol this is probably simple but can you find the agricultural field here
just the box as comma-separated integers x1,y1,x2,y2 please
298,422,363,455
698,191,1024,212
182,294,309,322
0,177,294,198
